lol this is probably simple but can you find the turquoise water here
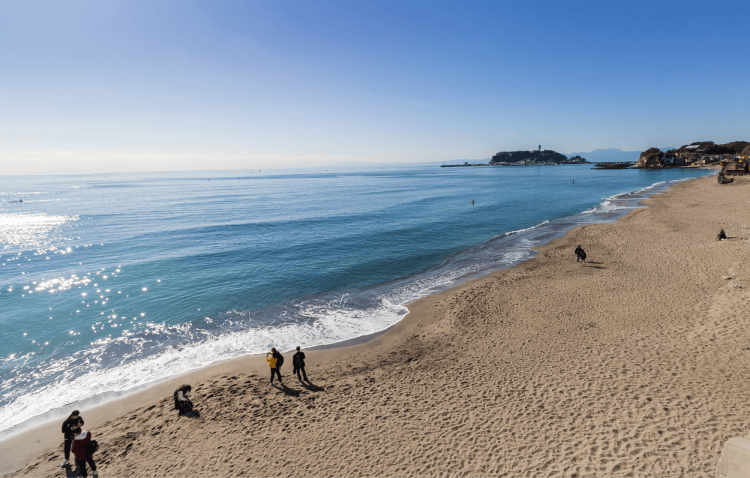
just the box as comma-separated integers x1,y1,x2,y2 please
0,165,711,437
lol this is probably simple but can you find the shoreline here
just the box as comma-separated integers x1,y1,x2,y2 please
0,168,711,445
7,170,749,476
0,173,702,447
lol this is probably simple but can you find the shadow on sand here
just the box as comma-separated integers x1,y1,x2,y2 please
272,383,301,397
300,379,325,392
62,464,78,478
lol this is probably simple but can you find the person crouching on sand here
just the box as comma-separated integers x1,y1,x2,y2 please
268,349,282,385
174,384,195,417
61,409,84,467
71,426,98,477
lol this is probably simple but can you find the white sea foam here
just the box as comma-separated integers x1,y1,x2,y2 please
504,220,550,236
0,172,714,441
0,297,408,440
0,238,539,441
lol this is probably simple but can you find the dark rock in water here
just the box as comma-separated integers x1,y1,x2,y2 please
489,150,585,165
634,148,664,169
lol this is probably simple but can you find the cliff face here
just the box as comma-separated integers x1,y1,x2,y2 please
742,144,750,157
634,148,664,168
489,150,570,165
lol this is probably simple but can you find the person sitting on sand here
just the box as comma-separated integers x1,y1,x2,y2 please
267,349,283,384
61,410,84,467
718,229,727,241
71,426,98,477
173,384,194,416
292,346,308,381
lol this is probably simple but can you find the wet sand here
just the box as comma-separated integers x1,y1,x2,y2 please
5,172,750,477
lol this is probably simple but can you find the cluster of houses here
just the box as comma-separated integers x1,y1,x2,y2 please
664,147,740,167
662,147,747,175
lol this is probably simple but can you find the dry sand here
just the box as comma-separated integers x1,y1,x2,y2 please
4,172,750,477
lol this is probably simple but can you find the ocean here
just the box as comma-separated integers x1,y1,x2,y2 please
0,164,712,439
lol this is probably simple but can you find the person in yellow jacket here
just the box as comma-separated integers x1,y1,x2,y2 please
267,350,283,384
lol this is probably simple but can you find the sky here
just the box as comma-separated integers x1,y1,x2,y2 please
1,0,748,174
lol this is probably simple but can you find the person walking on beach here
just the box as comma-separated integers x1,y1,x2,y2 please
292,346,308,381
272,347,285,371
61,410,84,467
71,426,98,477
574,245,583,262
578,247,587,267
267,349,283,385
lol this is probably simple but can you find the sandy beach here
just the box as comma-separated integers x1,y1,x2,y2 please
5,171,750,477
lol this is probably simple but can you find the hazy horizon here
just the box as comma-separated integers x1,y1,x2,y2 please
2,0,748,175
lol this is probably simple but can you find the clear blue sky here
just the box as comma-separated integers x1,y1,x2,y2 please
1,0,748,173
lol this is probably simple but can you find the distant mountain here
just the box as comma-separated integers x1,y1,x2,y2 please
568,148,675,163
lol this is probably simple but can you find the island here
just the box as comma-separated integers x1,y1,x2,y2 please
489,149,589,166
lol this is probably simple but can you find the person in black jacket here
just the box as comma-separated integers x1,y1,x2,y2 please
173,384,193,416
578,248,587,267
272,348,284,371
61,410,84,467
292,346,308,381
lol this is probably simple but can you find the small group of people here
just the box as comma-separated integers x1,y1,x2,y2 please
574,244,587,266
59,346,312,473
267,346,309,385
61,410,98,477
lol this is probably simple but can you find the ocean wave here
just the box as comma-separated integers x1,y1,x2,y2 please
0,297,408,440
505,220,550,236
0,170,715,440
0,235,540,440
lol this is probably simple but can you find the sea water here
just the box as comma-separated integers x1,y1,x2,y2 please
0,165,712,438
